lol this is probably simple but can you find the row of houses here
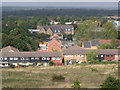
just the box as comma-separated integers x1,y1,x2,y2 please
0,45,119,67
29,25,74,39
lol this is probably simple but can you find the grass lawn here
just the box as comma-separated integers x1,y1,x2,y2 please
2,64,118,88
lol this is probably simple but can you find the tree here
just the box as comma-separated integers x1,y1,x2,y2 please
86,51,98,62
98,43,114,49
37,17,49,26
111,39,119,48
100,76,119,88
49,61,54,66
72,79,81,88
100,22,117,39
74,20,96,41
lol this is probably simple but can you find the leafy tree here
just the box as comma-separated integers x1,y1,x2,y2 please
86,51,98,62
37,17,49,26
98,43,114,49
100,76,119,88
49,61,54,66
72,79,81,88
100,22,117,39
74,20,96,41
111,39,119,48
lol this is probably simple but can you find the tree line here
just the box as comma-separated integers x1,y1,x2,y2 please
3,8,117,18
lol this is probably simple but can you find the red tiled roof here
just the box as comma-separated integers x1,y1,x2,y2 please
99,40,111,43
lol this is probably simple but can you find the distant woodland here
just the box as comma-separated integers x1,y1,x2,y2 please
2,8,117,17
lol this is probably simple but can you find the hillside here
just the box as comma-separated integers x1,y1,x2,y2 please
2,64,118,88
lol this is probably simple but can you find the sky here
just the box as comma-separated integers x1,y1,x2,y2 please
1,0,119,8
1,0,120,2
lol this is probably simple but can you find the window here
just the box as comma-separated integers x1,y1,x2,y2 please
54,30,57,32
66,29,67,31
35,57,39,60
81,55,84,57
14,58,18,60
0,57,3,60
77,55,81,57
42,57,46,60
58,30,60,32
74,55,77,57
111,55,114,57
21,58,26,60
52,57,56,60
101,55,103,57
31,57,34,60
69,55,73,57
65,55,69,57
106,55,110,57
10,58,13,60
4,57,7,60
47,58,50,60
56,58,60,60
26,58,29,60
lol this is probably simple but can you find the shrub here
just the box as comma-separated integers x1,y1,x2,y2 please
52,74,65,81
100,76,120,89
28,63,33,66
72,79,81,88
37,62,43,66
91,68,98,72
49,61,54,66
89,60,100,64
9,63,15,68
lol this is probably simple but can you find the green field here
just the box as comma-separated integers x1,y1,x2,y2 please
2,64,118,88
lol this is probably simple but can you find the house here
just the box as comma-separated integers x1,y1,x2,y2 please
65,22,72,25
38,41,48,51
0,46,62,67
28,29,40,33
37,39,62,52
93,49,119,61
47,39,62,52
50,21,60,25
50,34,63,40
1,46,19,52
82,40,118,49
61,40,74,48
82,40,99,49
99,40,111,44
63,45,87,64
63,46,119,64
36,25,74,37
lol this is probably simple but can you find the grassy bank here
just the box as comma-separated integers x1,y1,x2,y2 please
2,64,118,88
